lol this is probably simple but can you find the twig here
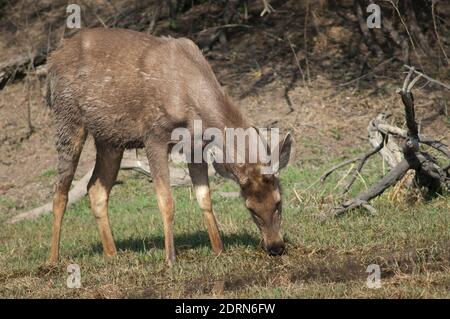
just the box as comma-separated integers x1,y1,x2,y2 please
260,0,275,17
195,24,252,35
320,156,361,182
387,0,423,70
26,67,34,137
341,136,385,194
320,136,385,185
405,0,433,57
303,2,310,84
431,0,450,65
286,36,308,91
333,164,355,192
334,57,394,88
25,37,35,138
147,0,162,35
329,159,410,217
398,67,420,141
81,0,107,28
0,47,47,90
198,0,241,52
403,65,450,90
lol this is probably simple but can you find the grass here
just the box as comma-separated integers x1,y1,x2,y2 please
39,168,58,179
0,196,16,211
0,152,449,298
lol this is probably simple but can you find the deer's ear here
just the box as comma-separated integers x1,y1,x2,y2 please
278,132,293,170
272,132,293,173
211,149,235,181
212,161,237,181
252,126,270,156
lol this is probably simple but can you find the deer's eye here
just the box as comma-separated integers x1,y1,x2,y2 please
262,175,272,183
250,210,264,225
275,201,282,212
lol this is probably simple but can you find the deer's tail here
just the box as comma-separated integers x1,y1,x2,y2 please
45,67,56,110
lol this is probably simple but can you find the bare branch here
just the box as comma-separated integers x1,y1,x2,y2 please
328,159,410,218
431,0,450,65
0,47,47,90
404,65,450,90
147,0,162,35
260,0,275,17
286,36,308,91
398,67,419,143
341,135,385,194
321,65,449,218
320,156,361,182
376,123,450,158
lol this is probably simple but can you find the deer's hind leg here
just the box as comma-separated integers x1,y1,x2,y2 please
87,143,124,257
49,123,87,264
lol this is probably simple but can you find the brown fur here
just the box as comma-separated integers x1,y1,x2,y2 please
47,28,291,265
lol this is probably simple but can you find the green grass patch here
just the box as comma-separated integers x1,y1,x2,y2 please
40,168,58,179
0,153,449,298
0,196,16,212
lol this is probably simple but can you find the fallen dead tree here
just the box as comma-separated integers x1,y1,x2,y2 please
0,47,47,90
6,152,215,224
320,66,450,218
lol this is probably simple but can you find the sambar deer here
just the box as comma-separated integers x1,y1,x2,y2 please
46,28,292,265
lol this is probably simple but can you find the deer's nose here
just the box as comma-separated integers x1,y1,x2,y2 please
266,242,285,256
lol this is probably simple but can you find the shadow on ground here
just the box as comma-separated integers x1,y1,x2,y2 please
86,231,260,256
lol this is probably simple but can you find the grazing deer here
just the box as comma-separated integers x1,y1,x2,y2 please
46,28,292,265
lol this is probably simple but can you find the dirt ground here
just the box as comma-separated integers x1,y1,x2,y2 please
0,0,449,216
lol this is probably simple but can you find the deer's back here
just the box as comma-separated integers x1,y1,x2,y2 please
47,28,223,148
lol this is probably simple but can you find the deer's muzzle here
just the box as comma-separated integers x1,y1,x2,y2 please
266,241,285,256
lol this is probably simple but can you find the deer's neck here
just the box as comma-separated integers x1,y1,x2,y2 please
202,93,251,130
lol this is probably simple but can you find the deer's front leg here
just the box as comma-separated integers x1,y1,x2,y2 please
145,141,176,265
188,162,224,254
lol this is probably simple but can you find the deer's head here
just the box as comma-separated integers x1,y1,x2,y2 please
213,131,292,256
